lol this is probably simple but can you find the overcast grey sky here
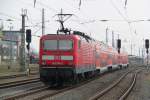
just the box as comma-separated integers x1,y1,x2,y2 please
0,0,150,56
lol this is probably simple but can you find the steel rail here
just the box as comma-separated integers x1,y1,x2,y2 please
119,70,141,100
89,69,137,100
4,85,48,100
0,78,40,89
0,72,38,80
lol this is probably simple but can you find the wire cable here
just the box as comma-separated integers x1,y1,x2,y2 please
109,0,129,22
0,12,21,21
36,1,58,13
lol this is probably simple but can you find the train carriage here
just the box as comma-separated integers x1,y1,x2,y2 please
39,31,129,86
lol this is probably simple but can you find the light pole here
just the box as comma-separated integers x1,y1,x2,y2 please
20,9,27,71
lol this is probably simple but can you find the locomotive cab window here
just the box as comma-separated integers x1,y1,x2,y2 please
43,40,57,50
43,39,73,50
59,40,73,50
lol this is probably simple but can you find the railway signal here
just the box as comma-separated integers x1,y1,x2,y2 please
26,29,32,75
26,29,32,51
145,39,149,68
26,29,31,43
145,39,149,53
117,39,121,53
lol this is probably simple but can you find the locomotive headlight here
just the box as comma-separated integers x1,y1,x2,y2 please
61,56,73,60
42,55,54,60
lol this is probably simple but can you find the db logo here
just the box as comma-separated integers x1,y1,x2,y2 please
55,56,60,60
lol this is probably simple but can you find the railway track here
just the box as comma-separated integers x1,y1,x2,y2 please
0,78,40,89
3,85,48,100
4,68,131,100
119,70,139,100
89,68,142,100
4,77,97,100
0,72,38,80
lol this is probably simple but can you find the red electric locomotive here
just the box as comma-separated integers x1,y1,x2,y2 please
39,31,95,85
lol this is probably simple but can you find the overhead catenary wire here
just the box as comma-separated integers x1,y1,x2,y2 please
57,0,95,34
0,12,21,21
17,0,58,14
109,0,129,23
34,0,36,7
18,0,92,32
0,10,42,34
4,0,45,28
33,27,42,34
124,0,128,9
35,1,58,13
5,0,52,33
116,0,135,36
110,0,137,36
63,0,92,21
0,8,39,27
26,11,44,28
16,0,42,12
79,0,82,10
108,0,136,40
30,1,96,36
69,18,93,35
68,0,130,26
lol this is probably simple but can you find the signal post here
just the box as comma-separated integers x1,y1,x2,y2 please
26,29,32,75
145,39,149,69
117,39,121,68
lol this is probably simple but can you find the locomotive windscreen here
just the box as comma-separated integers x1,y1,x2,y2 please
43,40,73,50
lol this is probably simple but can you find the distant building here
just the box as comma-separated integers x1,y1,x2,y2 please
128,55,143,65
0,30,21,63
